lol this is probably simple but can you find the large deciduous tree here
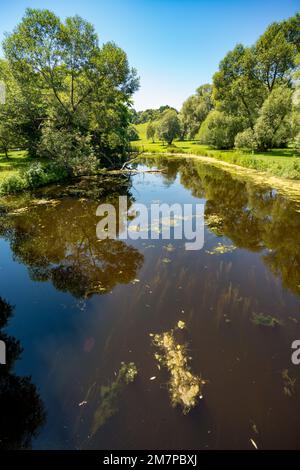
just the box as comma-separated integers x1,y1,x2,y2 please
157,110,181,145
180,84,213,139
2,8,139,166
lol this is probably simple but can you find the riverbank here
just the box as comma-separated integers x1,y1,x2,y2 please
133,123,300,180
142,152,300,205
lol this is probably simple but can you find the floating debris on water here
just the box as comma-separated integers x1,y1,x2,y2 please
252,313,282,327
151,323,205,414
205,214,224,234
177,320,186,330
91,362,138,434
206,243,236,255
282,369,296,397
250,438,258,450
78,400,88,407
163,243,176,252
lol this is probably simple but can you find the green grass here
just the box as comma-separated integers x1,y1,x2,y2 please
133,123,300,180
0,150,32,181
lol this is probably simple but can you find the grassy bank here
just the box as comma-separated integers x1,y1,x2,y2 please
0,150,68,195
133,123,300,180
0,150,32,180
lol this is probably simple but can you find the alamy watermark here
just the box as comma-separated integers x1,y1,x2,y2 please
0,340,6,365
0,81,5,105
291,340,300,365
96,196,205,250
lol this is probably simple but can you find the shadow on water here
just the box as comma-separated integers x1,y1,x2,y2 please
0,174,144,299
0,297,45,449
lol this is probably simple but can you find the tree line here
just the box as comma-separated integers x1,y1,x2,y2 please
142,13,300,151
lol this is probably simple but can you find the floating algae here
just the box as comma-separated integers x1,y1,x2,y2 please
163,243,175,252
282,369,296,397
206,242,236,255
151,323,205,414
91,362,138,434
251,312,282,327
205,214,224,235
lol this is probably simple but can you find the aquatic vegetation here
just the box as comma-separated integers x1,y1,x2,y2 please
252,313,282,327
205,214,224,234
162,257,172,264
151,324,205,414
282,369,296,397
92,362,138,434
163,243,175,252
206,242,236,255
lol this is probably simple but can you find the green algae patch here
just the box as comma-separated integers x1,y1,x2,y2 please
251,313,282,327
91,362,138,434
206,242,236,255
151,323,205,414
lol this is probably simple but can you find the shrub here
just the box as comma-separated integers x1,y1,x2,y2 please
199,110,243,149
38,125,98,176
0,173,27,195
235,128,257,151
127,126,139,141
23,162,68,188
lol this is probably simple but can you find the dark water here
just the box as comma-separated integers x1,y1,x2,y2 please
1,157,300,450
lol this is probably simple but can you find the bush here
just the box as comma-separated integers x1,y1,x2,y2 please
199,110,243,149
0,173,27,195
127,126,139,141
235,128,257,151
23,162,68,188
38,126,98,176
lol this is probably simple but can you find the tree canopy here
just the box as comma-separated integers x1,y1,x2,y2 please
0,8,139,169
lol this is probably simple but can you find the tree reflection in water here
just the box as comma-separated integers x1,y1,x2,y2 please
147,156,300,299
0,297,45,449
0,174,144,298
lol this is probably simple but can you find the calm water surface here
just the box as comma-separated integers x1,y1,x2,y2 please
1,157,300,449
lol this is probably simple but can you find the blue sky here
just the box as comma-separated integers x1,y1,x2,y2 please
0,0,298,110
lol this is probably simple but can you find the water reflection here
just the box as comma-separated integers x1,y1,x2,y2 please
0,158,300,449
0,297,45,449
143,156,300,299
0,175,144,298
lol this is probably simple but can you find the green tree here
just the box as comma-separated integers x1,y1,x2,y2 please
253,22,297,93
213,14,299,134
213,44,264,129
234,128,257,151
254,86,293,150
0,124,15,159
199,110,243,149
157,110,181,145
2,8,139,163
146,122,156,142
180,84,213,139
127,126,139,141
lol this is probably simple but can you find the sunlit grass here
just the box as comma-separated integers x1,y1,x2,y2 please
0,150,31,181
133,123,300,180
